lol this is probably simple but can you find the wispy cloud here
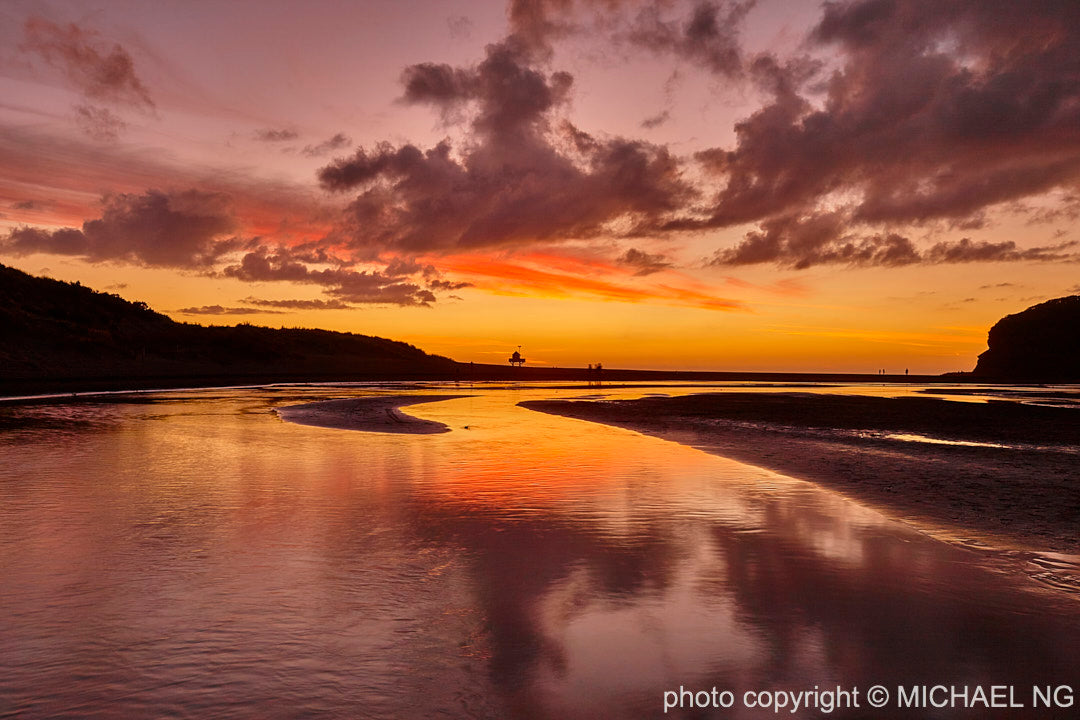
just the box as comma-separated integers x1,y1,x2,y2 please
438,254,742,310
240,296,352,310
177,305,286,316
618,247,672,275
301,133,351,157
21,17,155,111
254,128,299,143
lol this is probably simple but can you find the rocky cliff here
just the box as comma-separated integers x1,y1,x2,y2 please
973,295,1080,381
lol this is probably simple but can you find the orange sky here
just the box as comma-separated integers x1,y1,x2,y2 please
2,0,1078,373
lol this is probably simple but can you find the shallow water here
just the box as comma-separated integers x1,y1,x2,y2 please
1,384,1077,719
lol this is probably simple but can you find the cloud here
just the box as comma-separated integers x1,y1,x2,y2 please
0,125,337,241
301,133,351,157
689,0,1080,269
399,40,575,135
626,1,755,77
254,128,299,142
3,189,249,268
924,238,1078,263
177,305,287,316
222,248,437,306
618,247,672,275
694,0,1080,238
319,39,694,254
16,0,1076,300
708,213,1079,268
21,17,154,110
505,0,577,57
240,297,353,310
710,222,920,269
309,0,1080,274
439,253,743,310
640,110,670,129
427,278,473,291
73,104,126,141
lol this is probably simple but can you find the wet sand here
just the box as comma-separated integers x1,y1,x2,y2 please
276,395,469,433
521,393,1080,553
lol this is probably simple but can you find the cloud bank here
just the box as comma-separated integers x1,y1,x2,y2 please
8,0,1080,318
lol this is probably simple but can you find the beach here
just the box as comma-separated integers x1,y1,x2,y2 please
521,393,1080,554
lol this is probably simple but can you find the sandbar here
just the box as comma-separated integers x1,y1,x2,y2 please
521,393,1080,553
277,395,468,434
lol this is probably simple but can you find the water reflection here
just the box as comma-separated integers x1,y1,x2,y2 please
0,386,1077,719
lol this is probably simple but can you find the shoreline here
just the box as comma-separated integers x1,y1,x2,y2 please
0,368,989,400
276,395,469,434
520,393,1080,554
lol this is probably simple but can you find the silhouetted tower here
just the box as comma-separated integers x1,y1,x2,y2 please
508,346,526,367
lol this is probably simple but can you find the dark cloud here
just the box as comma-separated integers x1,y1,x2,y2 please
3,189,248,268
708,213,920,269
21,17,154,110
73,104,126,141
241,297,353,310
506,0,575,57
427,278,473,291
223,248,437,306
301,133,351,157
318,143,436,193
689,0,1080,267
504,0,674,59
320,38,694,253
924,238,1077,263
618,247,672,275
696,0,1080,233
383,256,431,277
400,41,575,137
254,128,299,142
13,201,37,210
177,305,287,316
708,214,1079,268
627,1,755,77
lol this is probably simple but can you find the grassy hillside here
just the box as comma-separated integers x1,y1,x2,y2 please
0,263,458,392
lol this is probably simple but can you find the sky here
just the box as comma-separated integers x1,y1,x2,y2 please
1,0,1078,373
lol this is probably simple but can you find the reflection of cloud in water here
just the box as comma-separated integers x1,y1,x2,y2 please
3,386,1078,719
402,395,1080,718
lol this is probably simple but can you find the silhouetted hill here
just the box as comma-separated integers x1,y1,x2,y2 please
973,295,1080,382
0,263,458,393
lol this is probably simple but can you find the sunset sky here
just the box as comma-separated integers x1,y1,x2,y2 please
2,0,1078,372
